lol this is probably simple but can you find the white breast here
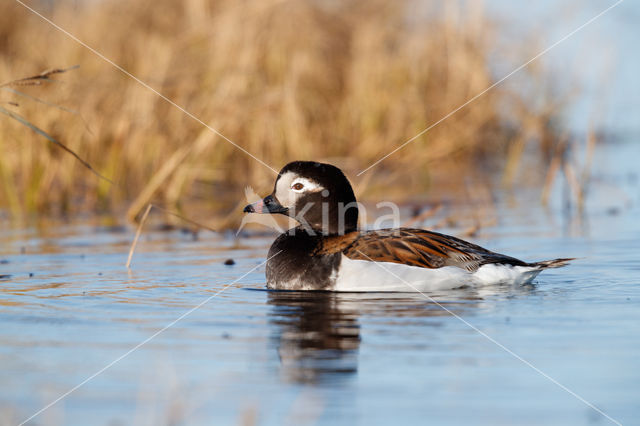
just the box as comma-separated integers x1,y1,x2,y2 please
333,255,541,292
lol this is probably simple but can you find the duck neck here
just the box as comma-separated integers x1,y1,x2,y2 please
294,202,359,236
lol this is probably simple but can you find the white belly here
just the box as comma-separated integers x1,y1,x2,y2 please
334,256,541,292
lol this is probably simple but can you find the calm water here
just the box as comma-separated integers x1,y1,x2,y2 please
1,141,639,426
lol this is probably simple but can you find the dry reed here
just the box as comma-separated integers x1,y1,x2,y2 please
0,0,573,226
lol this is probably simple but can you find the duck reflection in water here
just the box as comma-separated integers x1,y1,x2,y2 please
267,291,361,384
266,290,500,384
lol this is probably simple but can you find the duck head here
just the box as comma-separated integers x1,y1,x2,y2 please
243,161,358,235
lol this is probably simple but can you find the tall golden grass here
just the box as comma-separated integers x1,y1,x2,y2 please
0,0,570,225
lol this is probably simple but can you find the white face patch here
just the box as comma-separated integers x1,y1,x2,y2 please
274,171,324,208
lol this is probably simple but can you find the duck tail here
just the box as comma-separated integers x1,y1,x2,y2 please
531,258,575,269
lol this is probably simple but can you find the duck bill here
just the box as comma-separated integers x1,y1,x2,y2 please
243,195,288,214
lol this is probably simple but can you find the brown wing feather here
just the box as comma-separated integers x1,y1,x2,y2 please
342,228,528,272
313,231,361,255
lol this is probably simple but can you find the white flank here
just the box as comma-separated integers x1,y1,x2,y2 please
334,256,541,292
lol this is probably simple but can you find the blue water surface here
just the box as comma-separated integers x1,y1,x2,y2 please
1,139,639,426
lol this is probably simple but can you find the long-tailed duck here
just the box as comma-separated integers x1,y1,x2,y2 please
243,161,572,291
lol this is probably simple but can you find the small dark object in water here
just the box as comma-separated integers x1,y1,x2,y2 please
222,332,231,339
0,274,11,280
156,223,176,232
224,259,235,266
0,259,8,264
181,228,199,241
98,272,103,276
95,225,127,233
606,207,621,216
29,273,34,277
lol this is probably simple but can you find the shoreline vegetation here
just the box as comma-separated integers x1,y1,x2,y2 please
1,0,594,230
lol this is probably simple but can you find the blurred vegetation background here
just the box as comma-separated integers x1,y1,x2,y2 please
0,0,580,227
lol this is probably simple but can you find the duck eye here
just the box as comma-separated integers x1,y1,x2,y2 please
292,183,304,191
